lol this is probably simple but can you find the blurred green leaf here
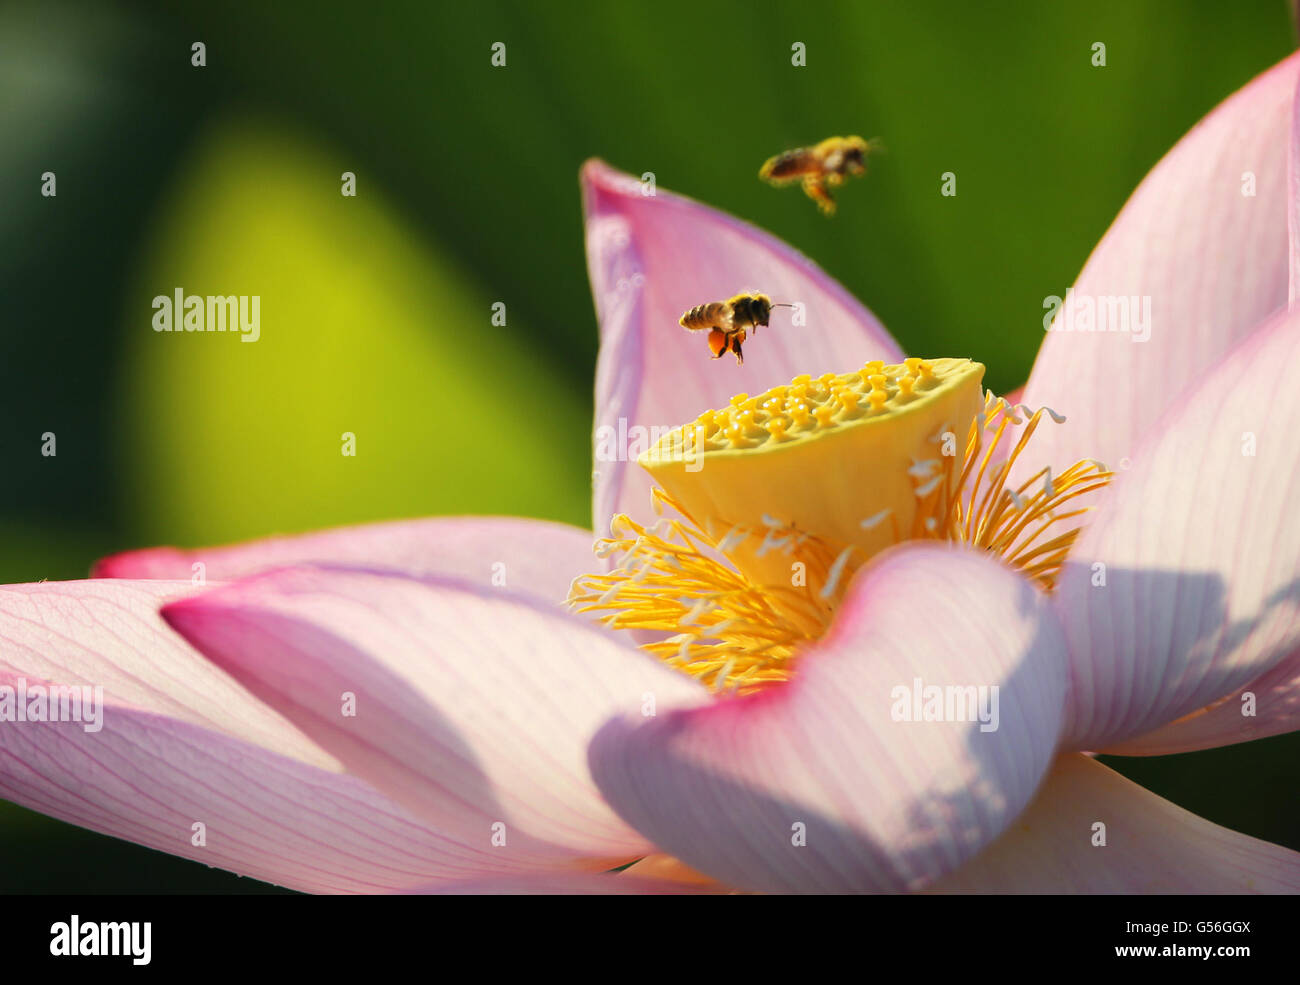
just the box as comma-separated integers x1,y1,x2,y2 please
116,119,592,546
163,0,1293,395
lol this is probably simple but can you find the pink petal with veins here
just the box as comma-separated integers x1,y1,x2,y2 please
163,566,708,876
589,543,1067,893
0,579,483,892
1053,307,1300,750
95,516,594,607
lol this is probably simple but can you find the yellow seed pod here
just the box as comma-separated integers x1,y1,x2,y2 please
638,357,986,587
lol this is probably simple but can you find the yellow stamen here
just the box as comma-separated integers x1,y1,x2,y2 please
569,360,1111,693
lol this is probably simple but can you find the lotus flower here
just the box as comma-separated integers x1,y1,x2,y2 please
4,51,1300,894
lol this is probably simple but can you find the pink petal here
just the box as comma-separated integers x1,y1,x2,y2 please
1019,51,1300,478
932,753,1300,892
95,516,595,606
0,580,501,892
588,543,1068,893
1105,646,1300,755
582,159,904,528
162,566,708,873
1053,308,1300,751
0,579,328,763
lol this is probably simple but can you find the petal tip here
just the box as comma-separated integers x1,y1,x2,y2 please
157,593,204,635
581,158,645,218
91,546,186,579
580,157,631,191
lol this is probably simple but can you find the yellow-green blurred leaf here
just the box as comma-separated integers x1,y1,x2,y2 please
117,119,591,546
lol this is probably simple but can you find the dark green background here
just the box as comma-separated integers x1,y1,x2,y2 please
0,0,1295,891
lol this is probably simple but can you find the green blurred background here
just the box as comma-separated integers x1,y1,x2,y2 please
0,0,1296,891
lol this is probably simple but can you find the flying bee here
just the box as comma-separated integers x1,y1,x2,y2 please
679,292,793,365
759,135,883,215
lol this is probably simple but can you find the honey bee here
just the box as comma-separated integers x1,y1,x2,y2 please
759,135,882,215
679,292,791,365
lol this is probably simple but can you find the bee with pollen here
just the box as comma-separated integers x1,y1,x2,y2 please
678,292,794,365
